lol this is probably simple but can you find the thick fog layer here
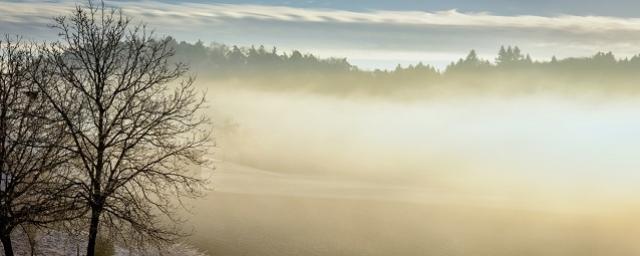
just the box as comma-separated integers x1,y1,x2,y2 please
182,83,640,255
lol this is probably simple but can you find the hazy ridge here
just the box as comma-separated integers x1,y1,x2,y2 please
173,40,640,98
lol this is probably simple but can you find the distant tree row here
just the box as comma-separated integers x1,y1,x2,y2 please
446,46,640,73
172,40,640,76
172,40,640,95
168,39,355,75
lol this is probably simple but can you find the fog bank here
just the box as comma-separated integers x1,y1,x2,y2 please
178,84,640,255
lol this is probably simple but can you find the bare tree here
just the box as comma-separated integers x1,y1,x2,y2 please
36,2,211,255
0,37,80,256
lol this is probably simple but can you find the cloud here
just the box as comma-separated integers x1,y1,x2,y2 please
3,1,640,68
115,2,640,33
4,1,640,33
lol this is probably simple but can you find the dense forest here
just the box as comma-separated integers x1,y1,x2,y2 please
171,38,640,96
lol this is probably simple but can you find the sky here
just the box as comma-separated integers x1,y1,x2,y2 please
4,0,640,69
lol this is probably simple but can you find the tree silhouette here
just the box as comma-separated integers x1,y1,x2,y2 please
0,37,80,256
36,2,211,255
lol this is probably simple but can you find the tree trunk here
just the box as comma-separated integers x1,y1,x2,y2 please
21,224,36,256
0,234,14,256
85,208,101,256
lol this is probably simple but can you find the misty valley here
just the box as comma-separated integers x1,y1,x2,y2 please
185,86,640,255
3,1,640,256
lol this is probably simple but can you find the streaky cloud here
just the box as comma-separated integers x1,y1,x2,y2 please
3,1,640,33
109,3,640,33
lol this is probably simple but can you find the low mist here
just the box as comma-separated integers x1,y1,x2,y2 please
182,81,640,255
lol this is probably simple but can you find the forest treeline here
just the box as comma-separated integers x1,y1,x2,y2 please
173,39,640,96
